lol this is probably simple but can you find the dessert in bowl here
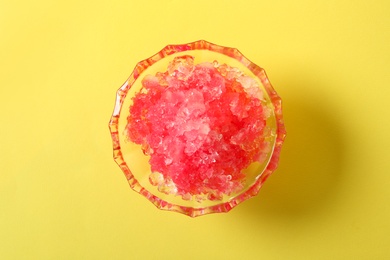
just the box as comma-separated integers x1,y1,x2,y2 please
109,40,286,217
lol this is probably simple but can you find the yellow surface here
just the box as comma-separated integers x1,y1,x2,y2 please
1,0,389,259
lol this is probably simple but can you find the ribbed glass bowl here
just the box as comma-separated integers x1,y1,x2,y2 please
109,40,286,217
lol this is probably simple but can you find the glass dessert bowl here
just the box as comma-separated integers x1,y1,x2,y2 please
109,40,286,217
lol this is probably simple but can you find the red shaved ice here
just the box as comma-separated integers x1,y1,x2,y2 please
126,55,270,200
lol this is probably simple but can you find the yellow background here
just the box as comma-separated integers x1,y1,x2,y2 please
1,0,389,259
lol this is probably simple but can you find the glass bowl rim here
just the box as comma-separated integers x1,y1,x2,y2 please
108,39,286,217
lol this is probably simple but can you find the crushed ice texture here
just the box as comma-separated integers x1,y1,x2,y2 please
126,55,270,200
